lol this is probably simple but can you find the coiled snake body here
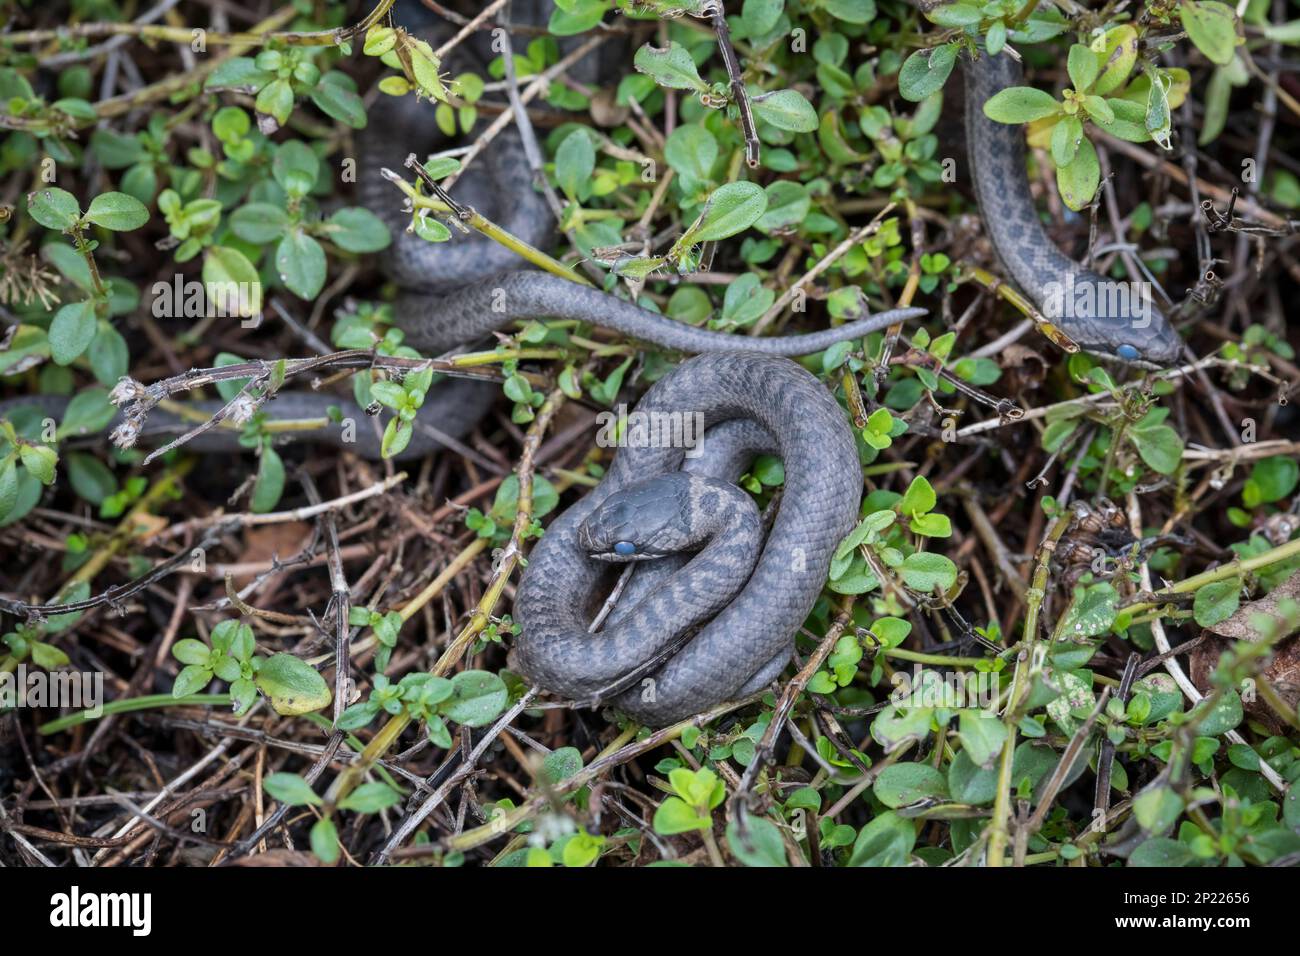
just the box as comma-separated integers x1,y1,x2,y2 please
511,352,862,726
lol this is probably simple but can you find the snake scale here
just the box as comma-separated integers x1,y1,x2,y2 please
1,1,1184,725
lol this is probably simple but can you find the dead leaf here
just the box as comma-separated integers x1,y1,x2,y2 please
1208,568,1300,642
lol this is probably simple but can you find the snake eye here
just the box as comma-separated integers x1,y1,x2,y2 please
1116,343,1141,362
613,540,637,556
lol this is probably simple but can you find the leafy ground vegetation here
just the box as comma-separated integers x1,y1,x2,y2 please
0,0,1298,868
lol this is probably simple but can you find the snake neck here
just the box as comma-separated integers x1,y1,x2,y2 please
962,49,1182,365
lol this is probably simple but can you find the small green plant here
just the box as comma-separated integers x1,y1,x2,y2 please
172,619,331,716
335,668,509,748
652,766,726,834
900,2,1240,211
830,476,958,597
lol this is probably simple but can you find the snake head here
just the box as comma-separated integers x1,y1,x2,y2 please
1094,307,1183,368
1044,273,1183,368
578,473,705,562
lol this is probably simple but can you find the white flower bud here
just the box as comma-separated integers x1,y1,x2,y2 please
228,395,258,426
108,377,145,406
110,421,141,449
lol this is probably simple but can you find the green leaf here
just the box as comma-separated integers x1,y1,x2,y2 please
310,77,367,129
1133,786,1183,833
90,128,147,168
338,781,402,814
205,56,272,90
263,772,322,807
925,2,981,26
741,0,784,34
66,452,117,505
873,763,948,808
203,246,263,317
1056,136,1100,212
848,810,915,866
381,419,412,459
255,653,332,716
555,129,595,201
441,670,508,727
957,710,1007,769
1094,25,1139,96
900,552,957,592
172,638,211,667
18,442,57,486
59,388,114,436
84,191,148,231
310,817,340,864
1092,97,1153,143
1050,116,1084,167
1129,837,1195,867
1243,456,1299,507
27,188,80,230
752,89,818,132
897,43,958,102
172,664,213,698
272,140,320,196
725,815,789,866
825,0,877,20
369,381,407,410
1144,67,1174,148
414,215,452,243
31,642,69,669
549,0,610,35
541,746,584,786
336,700,380,731
691,181,768,243
1067,44,1099,92
325,207,391,253
85,321,126,386
1227,742,1260,772
1130,421,1184,475
255,77,295,126
1193,579,1240,628
49,299,98,365
229,202,291,244
664,124,718,181
983,86,1062,123
985,19,1007,55
0,458,19,522
405,36,446,100
1192,690,1242,736
720,272,774,327
1059,581,1118,638
1180,0,1238,66
276,230,327,299
653,796,710,834
633,42,707,92
897,475,936,517
251,447,285,513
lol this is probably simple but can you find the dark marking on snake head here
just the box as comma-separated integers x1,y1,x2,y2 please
578,473,696,562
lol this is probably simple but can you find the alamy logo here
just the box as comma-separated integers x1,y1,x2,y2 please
1041,274,1154,329
49,886,152,936
595,404,705,459
0,665,102,717
151,274,261,321
890,665,998,710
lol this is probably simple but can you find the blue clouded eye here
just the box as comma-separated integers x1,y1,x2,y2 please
1116,343,1141,362
613,541,637,556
